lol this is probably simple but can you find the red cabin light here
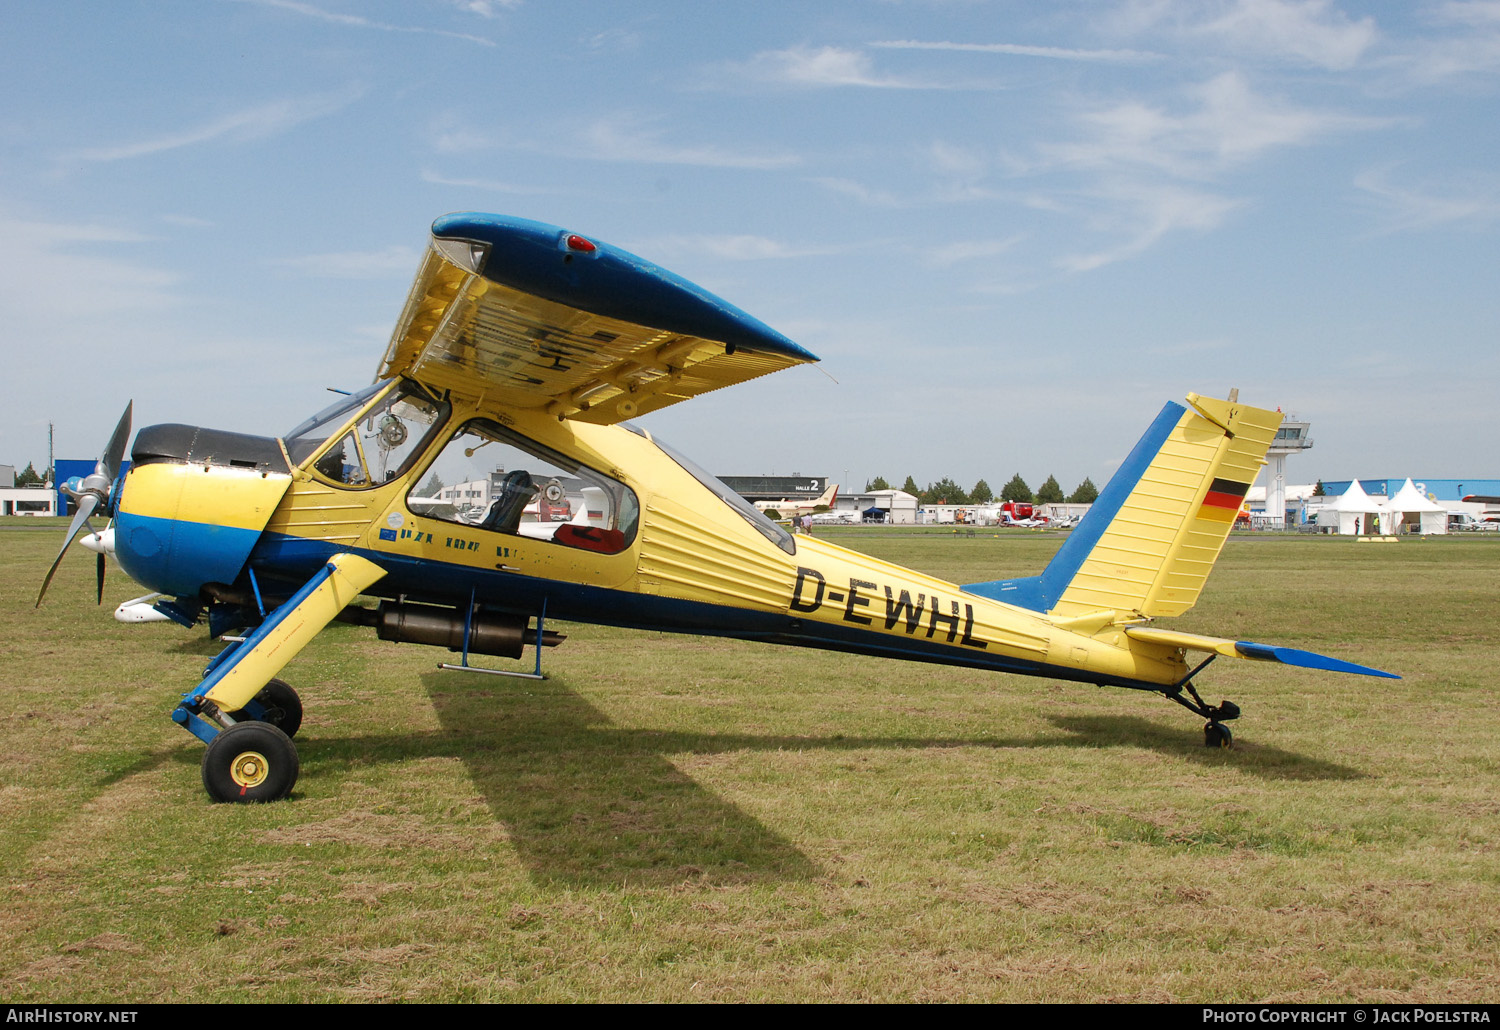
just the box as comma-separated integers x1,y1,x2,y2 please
565,234,597,253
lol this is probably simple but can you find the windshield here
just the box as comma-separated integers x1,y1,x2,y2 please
283,383,387,461
286,381,449,486
637,426,795,556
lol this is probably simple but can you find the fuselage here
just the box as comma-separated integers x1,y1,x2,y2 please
111,378,1187,692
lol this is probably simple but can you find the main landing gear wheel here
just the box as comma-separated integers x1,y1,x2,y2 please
202,721,299,803
1204,722,1234,749
227,678,303,739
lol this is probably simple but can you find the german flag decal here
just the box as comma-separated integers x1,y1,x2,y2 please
1198,477,1250,524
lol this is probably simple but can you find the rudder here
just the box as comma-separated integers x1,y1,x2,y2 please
964,393,1281,619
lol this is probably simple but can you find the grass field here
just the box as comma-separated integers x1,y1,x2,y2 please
3,520,1497,1002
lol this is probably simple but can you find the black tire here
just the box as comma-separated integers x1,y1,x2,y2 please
1204,722,1233,750
228,678,302,739
202,721,299,803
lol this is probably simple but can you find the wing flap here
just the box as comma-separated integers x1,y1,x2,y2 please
378,214,817,423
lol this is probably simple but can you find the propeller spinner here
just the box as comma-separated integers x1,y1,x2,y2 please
36,401,133,607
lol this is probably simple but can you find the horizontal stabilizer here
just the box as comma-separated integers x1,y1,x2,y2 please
1125,626,1399,679
1232,641,1400,679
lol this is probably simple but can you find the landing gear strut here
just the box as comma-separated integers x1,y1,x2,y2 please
1163,655,1240,749
169,554,389,804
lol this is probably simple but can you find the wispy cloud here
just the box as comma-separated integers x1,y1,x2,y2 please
1354,165,1500,232
869,39,1162,63
1402,1,1500,81
922,236,1024,268
581,118,799,169
733,45,956,89
236,0,496,46
1056,182,1244,272
425,113,797,170
1022,72,1376,270
66,87,364,163
810,177,906,208
270,245,422,279
1193,0,1377,70
645,234,854,261
1040,72,1383,179
0,215,179,322
446,0,521,17
420,170,561,195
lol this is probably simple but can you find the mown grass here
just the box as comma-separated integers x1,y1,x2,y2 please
2,520,1497,1002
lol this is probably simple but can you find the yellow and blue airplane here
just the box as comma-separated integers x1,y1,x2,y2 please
37,213,1397,803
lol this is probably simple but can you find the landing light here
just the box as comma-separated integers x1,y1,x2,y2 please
433,237,490,274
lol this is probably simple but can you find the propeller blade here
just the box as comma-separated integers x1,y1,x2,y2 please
36,492,99,607
101,401,133,481
96,551,107,605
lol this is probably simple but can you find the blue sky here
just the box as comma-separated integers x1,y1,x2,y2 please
3,0,1497,496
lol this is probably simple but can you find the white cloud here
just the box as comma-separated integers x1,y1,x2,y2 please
447,0,521,17
1042,72,1380,179
1056,183,1244,272
810,177,906,208
923,236,1024,268
425,113,797,170
1194,0,1377,70
237,0,496,46
735,45,949,89
581,118,799,169
271,245,422,279
420,170,560,195
0,216,179,333
66,88,364,163
646,234,853,261
1354,166,1500,232
1403,1,1500,80
869,39,1162,63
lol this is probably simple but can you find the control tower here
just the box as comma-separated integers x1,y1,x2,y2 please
1264,415,1313,529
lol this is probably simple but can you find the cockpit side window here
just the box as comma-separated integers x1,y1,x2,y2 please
411,419,638,555
292,381,449,488
643,429,796,556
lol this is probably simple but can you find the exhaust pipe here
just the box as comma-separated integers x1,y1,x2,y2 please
375,601,564,659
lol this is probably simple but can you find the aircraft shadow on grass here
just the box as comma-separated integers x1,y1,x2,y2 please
107,671,1364,885
96,660,1362,888
1043,713,1365,781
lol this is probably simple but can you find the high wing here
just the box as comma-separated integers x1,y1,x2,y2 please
377,213,818,423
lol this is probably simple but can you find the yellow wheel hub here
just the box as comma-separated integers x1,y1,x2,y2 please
230,750,270,789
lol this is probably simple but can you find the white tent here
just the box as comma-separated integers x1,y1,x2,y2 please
1317,480,1386,535
1385,478,1448,535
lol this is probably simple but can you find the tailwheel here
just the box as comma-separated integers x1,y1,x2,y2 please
202,721,299,803
1163,666,1240,749
227,678,303,739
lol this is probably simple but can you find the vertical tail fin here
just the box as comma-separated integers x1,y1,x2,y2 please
964,393,1281,619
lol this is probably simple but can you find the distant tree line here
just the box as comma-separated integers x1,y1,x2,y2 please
864,473,1098,507
13,462,46,487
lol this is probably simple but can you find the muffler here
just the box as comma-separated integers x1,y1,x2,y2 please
375,601,564,658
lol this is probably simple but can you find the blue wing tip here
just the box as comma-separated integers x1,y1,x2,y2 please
429,212,817,362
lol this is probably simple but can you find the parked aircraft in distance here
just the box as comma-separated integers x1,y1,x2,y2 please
753,483,839,521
